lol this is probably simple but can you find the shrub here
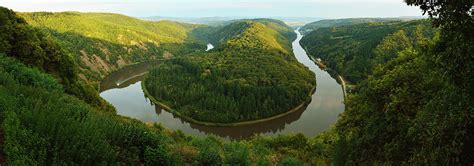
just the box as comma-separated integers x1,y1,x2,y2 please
223,142,251,166
144,146,175,166
279,157,302,166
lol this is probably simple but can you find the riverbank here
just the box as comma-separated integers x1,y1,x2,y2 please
100,30,344,138
302,46,349,99
142,80,316,127
98,59,167,92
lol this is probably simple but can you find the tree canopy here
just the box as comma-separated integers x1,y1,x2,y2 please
144,20,315,123
304,1,474,164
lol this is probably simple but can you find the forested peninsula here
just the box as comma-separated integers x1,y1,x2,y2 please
144,19,316,124
0,0,472,164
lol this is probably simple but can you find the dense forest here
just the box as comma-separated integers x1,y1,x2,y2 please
19,12,207,82
301,1,474,164
0,0,473,164
0,53,327,165
144,20,316,123
299,17,418,35
301,20,435,83
0,7,325,165
0,7,113,112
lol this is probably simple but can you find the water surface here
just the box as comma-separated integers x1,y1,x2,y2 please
100,30,345,139
206,43,214,51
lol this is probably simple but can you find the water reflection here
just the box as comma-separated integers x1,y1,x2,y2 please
99,60,165,92
187,103,308,139
206,43,214,51
100,30,345,139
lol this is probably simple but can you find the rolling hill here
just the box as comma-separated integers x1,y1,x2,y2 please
300,20,434,83
19,12,208,81
1,0,472,164
144,19,315,123
299,17,420,35
0,6,321,165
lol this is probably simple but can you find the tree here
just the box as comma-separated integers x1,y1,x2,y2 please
405,0,474,94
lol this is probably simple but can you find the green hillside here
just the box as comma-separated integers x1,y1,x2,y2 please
0,53,323,165
300,17,418,35
1,0,473,164
0,8,113,112
0,7,325,165
19,12,207,81
214,19,296,52
144,20,315,123
301,2,473,164
196,18,296,50
300,20,435,83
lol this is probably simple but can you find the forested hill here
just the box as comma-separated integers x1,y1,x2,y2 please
1,0,472,164
0,8,320,164
0,7,319,165
300,2,473,163
0,7,114,112
0,44,314,166
299,17,418,35
19,12,207,81
300,20,435,83
144,19,315,123
200,19,296,52
211,19,296,54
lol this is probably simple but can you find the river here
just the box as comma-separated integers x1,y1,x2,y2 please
99,30,345,139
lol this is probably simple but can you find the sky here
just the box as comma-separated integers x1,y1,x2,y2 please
1,0,422,18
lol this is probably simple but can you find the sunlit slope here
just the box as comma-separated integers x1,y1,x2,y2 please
0,53,315,165
19,12,206,81
0,7,328,165
20,12,201,45
210,19,296,53
144,20,315,123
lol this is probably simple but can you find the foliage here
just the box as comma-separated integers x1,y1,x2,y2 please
0,8,315,165
145,20,315,123
406,0,474,97
301,20,435,83
1,0,472,164
223,142,251,165
313,1,474,164
196,148,222,166
0,55,114,164
297,1,473,164
0,7,114,112
144,146,175,165
0,55,312,165
209,19,296,52
279,157,302,166
19,11,207,81
0,55,316,165
300,17,418,35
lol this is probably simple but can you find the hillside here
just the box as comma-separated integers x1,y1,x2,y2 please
300,3,473,164
144,20,315,123
0,7,325,165
195,18,297,47
19,12,207,82
0,53,321,165
1,0,473,164
300,20,435,83
0,7,114,112
299,17,419,35
210,19,296,53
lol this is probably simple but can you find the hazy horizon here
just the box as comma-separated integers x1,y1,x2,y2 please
1,0,423,19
